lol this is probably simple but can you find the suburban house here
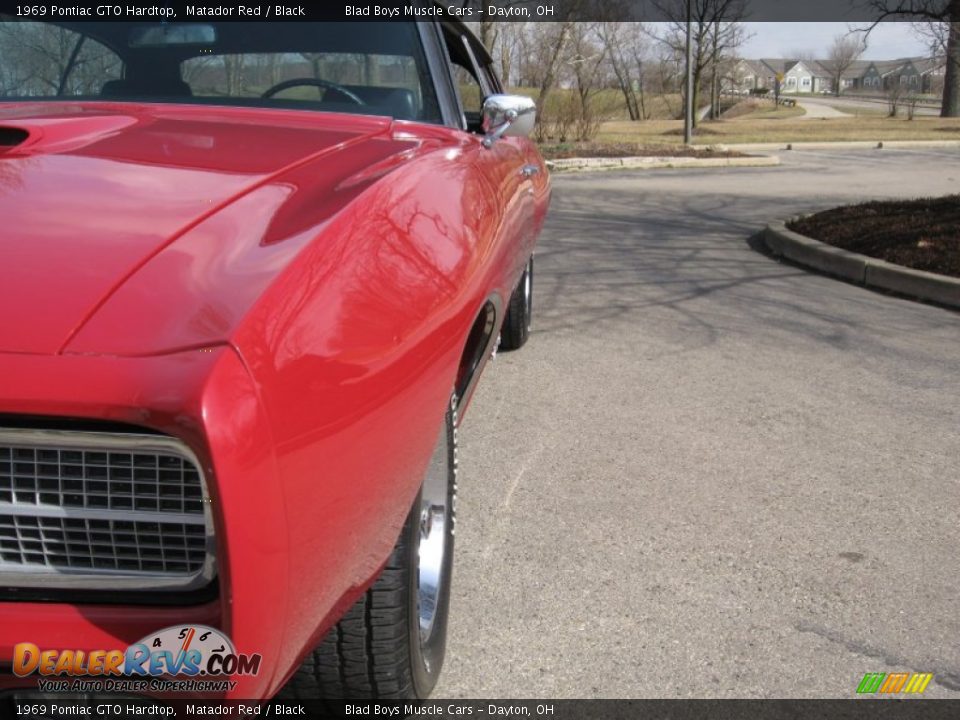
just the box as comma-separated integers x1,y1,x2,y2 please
861,60,906,90
897,57,946,93
762,59,829,93
729,59,770,92
729,58,828,94
814,59,873,93
729,56,946,96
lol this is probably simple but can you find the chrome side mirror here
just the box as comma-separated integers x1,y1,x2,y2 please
481,94,536,148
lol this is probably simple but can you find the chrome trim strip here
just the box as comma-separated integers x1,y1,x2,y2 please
0,502,202,525
0,428,216,593
454,294,503,423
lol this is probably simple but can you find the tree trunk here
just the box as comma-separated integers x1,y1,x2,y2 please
636,59,647,120
709,67,717,119
480,21,497,53
500,43,511,88
619,84,639,120
628,87,640,121
535,22,574,121
691,68,702,129
709,20,720,120
612,62,639,120
942,19,960,117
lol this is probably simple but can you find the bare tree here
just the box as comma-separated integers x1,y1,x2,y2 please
905,88,923,117
496,22,521,86
469,20,524,88
599,22,651,120
789,48,818,63
566,23,610,139
0,22,120,97
632,43,653,119
820,34,866,95
301,53,323,80
181,56,216,88
478,18,501,55
861,0,959,117
651,0,750,128
530,21,578,119
222,55,245,96
912,18,950,55
651,45,684,118
887,80,905,115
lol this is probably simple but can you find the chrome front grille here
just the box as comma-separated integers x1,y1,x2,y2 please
0,429,215,591
0,446,205,514
0,516,208,574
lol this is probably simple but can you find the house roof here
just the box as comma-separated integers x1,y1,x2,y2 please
837,60,872,78
757,58,842,78
759,58,801,74
911,56,946,74
737,59,768,77
742,55,942,81
869,59,907,76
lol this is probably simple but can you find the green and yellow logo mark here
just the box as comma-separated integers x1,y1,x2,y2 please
857,672,933,695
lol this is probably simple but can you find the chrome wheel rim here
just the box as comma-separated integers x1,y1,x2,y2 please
417,412,453,647
523,260,532,330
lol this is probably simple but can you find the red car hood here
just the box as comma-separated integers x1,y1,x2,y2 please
0,103,411,356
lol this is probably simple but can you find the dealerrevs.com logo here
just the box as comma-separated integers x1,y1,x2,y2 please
13,625,261,694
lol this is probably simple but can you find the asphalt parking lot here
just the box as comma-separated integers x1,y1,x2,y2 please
435,149,960,699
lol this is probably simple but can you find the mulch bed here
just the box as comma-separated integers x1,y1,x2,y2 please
788,195,960,278
540,141,747,160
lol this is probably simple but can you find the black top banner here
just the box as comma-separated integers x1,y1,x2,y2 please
0,0,950,23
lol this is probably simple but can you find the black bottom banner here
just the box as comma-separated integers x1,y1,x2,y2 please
4,699,960,720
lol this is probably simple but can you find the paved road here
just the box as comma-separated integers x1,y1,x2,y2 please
435,149,960,699
795,97,851,119
812,94,940,117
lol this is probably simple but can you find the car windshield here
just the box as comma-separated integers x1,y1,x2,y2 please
0,19,442,123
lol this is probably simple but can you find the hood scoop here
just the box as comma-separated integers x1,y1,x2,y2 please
0,127,29,151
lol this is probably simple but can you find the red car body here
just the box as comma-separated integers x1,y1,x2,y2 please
0,94,549,697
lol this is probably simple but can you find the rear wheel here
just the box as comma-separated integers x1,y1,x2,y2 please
499,255,533,351
279,395,457,700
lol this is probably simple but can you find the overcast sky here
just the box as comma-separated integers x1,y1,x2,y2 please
739,22,928,60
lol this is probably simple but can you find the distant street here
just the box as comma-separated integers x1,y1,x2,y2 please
795,97,851,119
810,94,941,117
436,148,960,699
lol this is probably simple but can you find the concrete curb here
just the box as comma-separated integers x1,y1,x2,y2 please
545,140,960,173
546,155,780,173
722,140,960,153
763,221,960,310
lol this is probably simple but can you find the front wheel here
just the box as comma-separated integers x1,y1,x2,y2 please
499,255,533,351
279,395,458,701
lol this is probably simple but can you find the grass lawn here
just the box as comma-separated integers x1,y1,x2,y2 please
594,115,960,147
511,89,960,154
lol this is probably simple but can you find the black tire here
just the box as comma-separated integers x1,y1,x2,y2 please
279,395,458,702
499,255,533,351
